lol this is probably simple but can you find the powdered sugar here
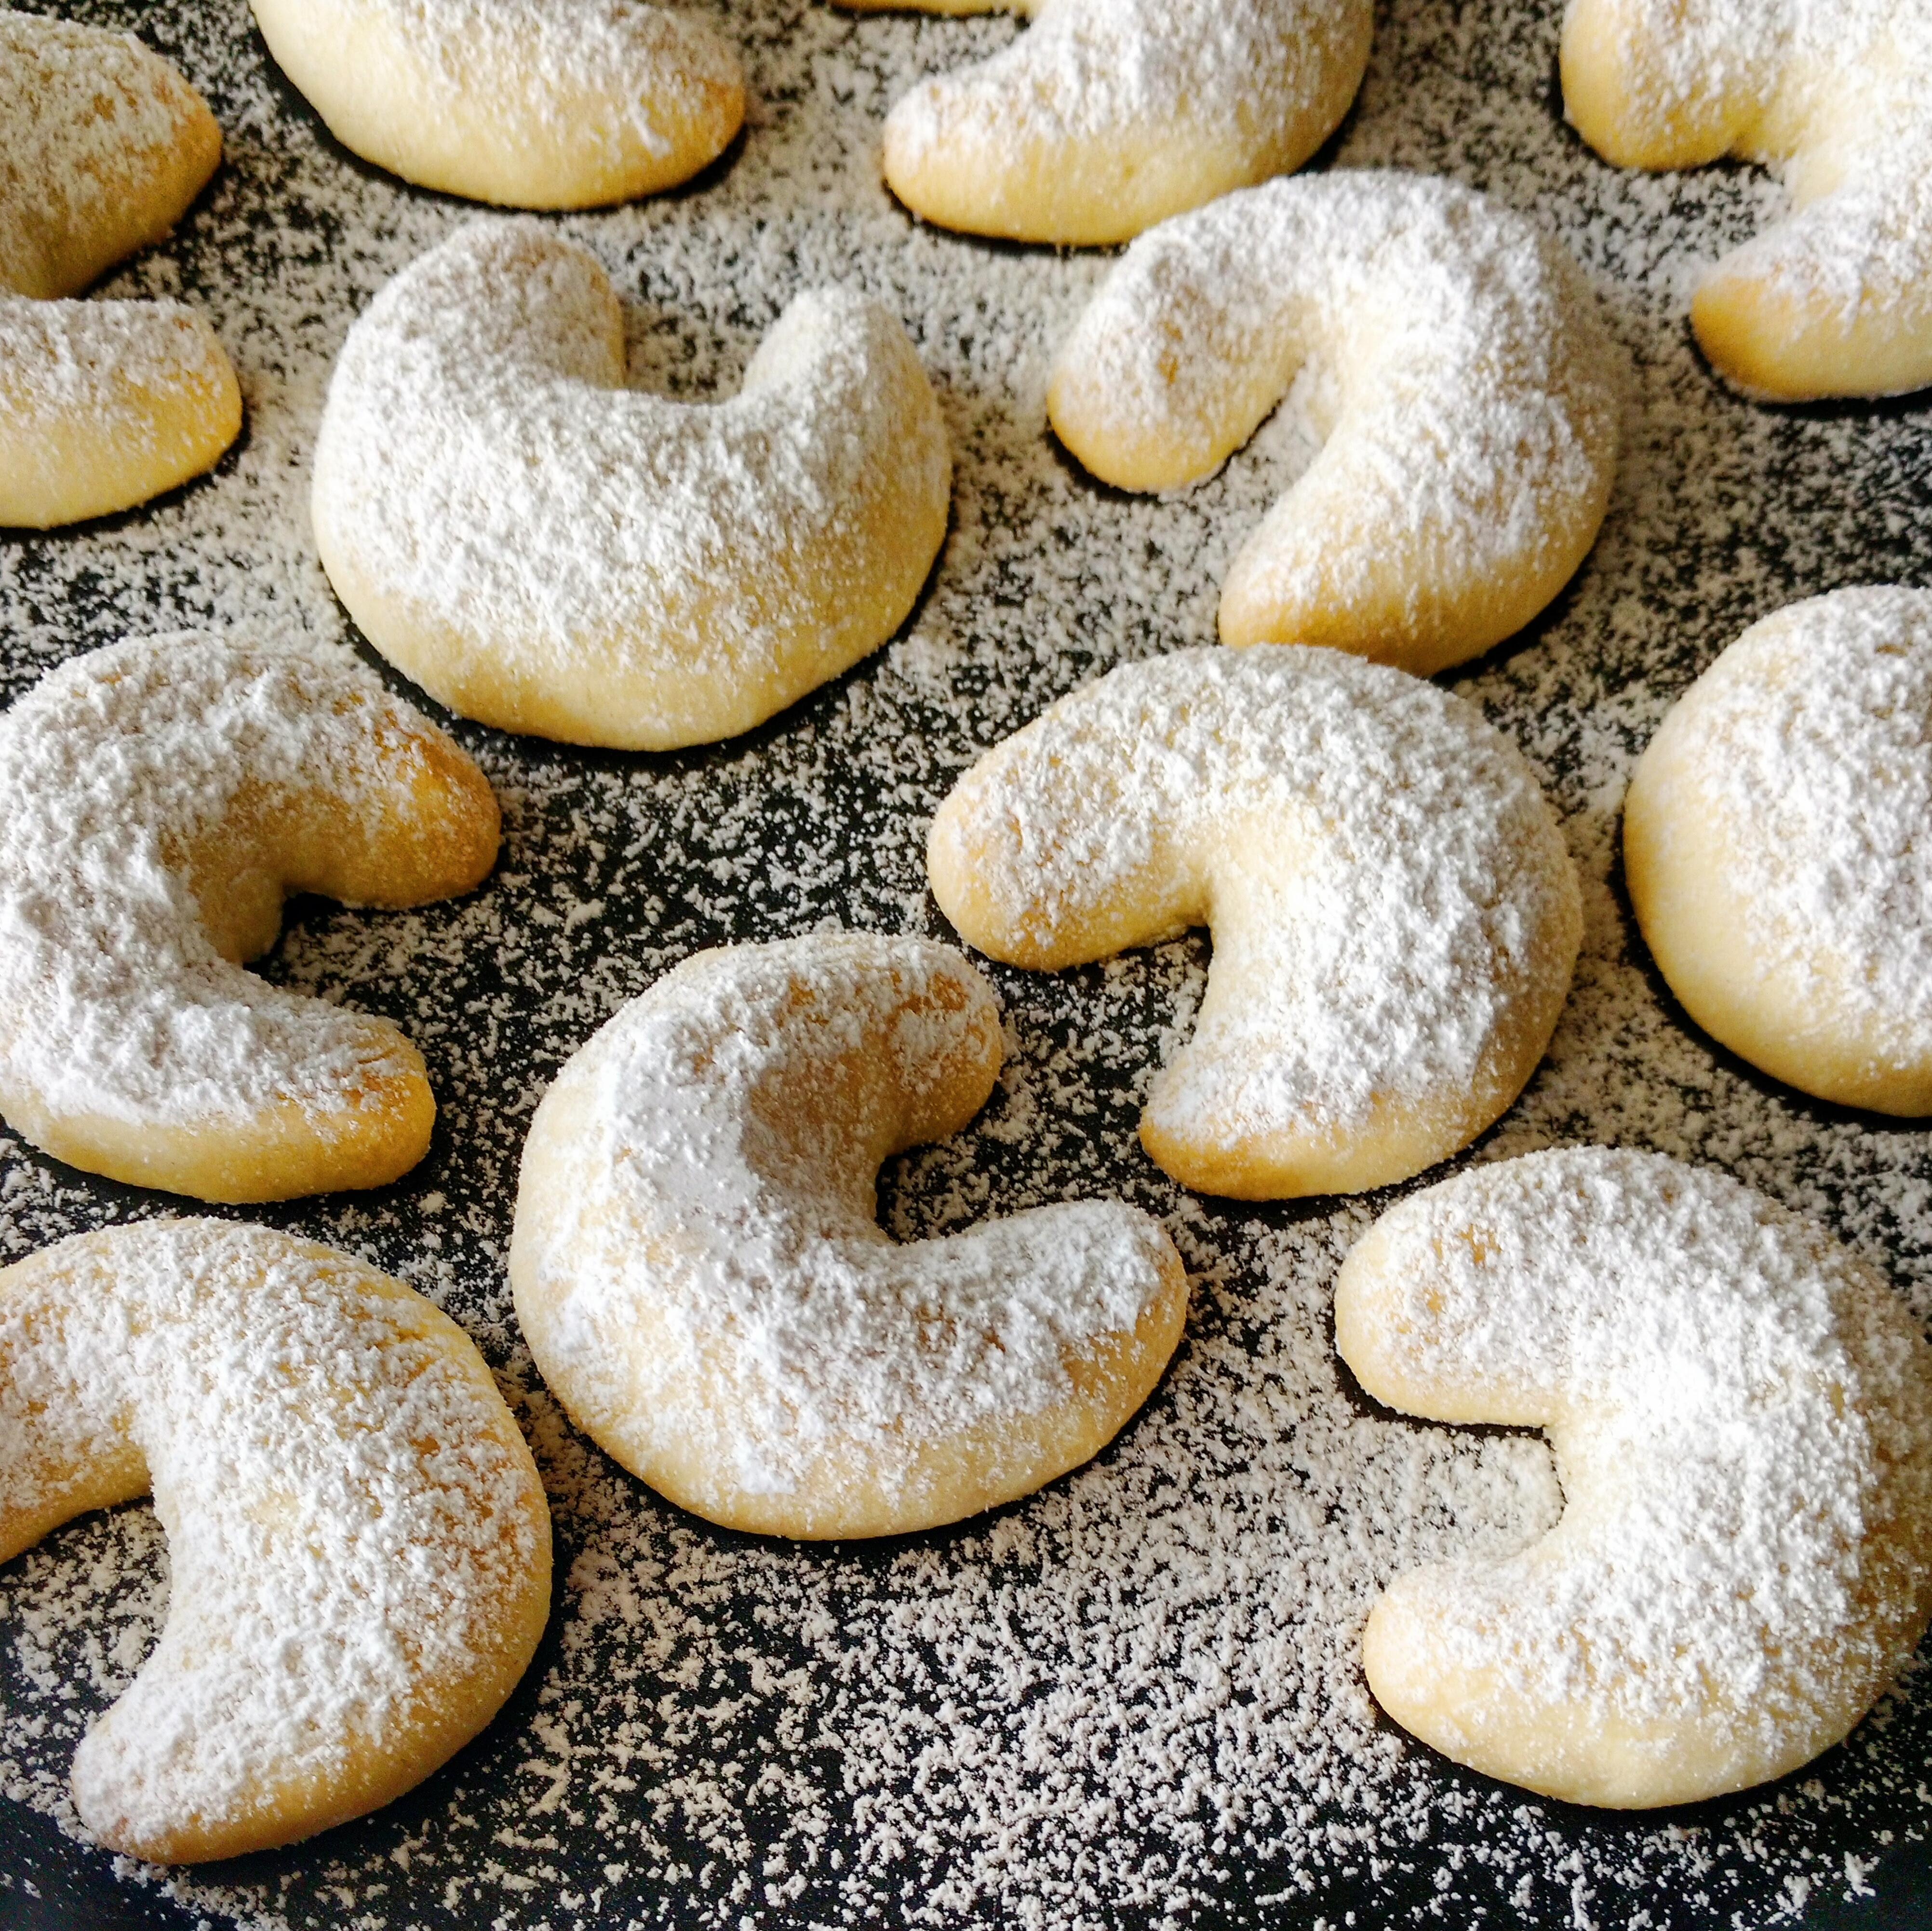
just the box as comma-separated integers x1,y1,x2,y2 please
0,1218,546,1857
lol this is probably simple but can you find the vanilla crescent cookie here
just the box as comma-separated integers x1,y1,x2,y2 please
0,633,500,1202
1562,0,1932,398
510,933,1188,1539
0,13,241,528
313,222,953,750
1624,587,1932,1115
249,0,743,207
926,648,1582,1199
1335,1148,1932,1808
847,0,1372,245
1048,173,1624,676
0,1219,552,1862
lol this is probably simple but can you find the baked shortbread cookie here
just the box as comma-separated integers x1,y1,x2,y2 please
926,647,1582,1199
851,0,1372,245
0,633,500,1202
0,1219,552,1862
1336,1148,1932,1807
0,12,240,527
510,934,1188,1539
250,0,743,207
1562,0,1932,398
1624,587,1932,1114
313,222,952,750
1049,173,1623,675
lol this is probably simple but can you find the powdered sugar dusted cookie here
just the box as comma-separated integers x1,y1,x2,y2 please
854,0,1372,245
1048,173,1623,676
510,933,1188,1538
313,222,952,750
250,0,743,207
1562,0,1932,398
0,633,500,1202
1624,587,1932,1114
0,1219,552,1861
0,12,240,527
926,647,1582,1199
1335,1148,1932,1807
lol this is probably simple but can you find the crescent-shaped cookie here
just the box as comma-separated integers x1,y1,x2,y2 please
1561,0,1932,398
0,633,500,1202
249,0,743,207
0,13,241,528
926,647,1582,1199
1335,1148,1932,1807
510,933,1188,1538
1048,172,1624,676
1624,587,1932,1114
0,1219,552,1862
849,0,1372,245
313,222,953,750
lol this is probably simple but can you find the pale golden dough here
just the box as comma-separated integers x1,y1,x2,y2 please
511,934,1188,1539
1047,173,1623,677
250,0,743,207
1624,587,1932,1115
0,634,500,1202
926,648,1581,1199
313,222,952,750
846,0,1371,246
0,13,240,527
1561,0,1932,398
1336,1148,1932,1808
0,1220,552,1862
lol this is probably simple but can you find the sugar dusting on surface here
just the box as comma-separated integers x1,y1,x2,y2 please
1655,586,1932,1067
1353,1148,1932,1748
516,933,1174,1501
0,633,445,1126
0,0,1930,1925
932,646,1580,1146
0,1219,545,1853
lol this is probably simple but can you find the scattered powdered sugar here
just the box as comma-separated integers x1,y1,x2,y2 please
1351,1148,1932,1748
0,0,1931,1925
514,934,1174,1504
885,0,1365,157
1654,585,1932,1067
0,1218,546,1856
931,646,1580,1145
0,632,456,1126
312,218,950,714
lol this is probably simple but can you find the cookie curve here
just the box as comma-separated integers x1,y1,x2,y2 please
1560,0,1932,400
248,0,745,208
312,221,953,751
1335,1147,1932,1808
0,632,500,1202
509,932,1189,1539
854,0,1373,246
926,646,1583,1199
1046,172,1624,676
0,13,240,527
0,1218,553,1863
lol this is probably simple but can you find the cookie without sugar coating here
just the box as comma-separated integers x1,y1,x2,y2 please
250,0,743,207
1624,587,1932,1114
1561,0,1932,398
0,1220,552,1862
0,12,240,527
1048,173,1623,675
313,222,952,750
854,0,1372,245
1336,1148,1932,1807
0,633,500,1202
927,647,1581,1199
510,933,1188,1539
